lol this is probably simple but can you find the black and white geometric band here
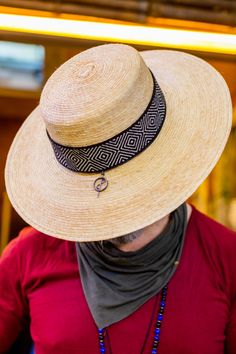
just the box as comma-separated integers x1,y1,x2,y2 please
47,72,166,174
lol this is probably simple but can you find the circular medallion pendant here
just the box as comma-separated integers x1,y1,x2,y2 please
94,174,108,196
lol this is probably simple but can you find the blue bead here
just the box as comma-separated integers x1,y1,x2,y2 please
97,286,169,354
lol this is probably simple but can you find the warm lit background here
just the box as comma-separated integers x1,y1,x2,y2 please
0,0,236,253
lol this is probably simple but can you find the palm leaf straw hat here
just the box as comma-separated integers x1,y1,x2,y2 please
5,44,232,242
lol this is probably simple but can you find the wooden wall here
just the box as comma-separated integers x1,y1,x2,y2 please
0,0,236,25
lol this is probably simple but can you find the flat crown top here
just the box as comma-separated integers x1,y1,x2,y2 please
39,44,153,146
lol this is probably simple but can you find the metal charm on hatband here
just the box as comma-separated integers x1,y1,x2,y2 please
94,172,108,197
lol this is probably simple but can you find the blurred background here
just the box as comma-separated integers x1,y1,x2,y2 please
0,0,236,253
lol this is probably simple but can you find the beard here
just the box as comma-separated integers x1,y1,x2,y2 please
104,228,144,247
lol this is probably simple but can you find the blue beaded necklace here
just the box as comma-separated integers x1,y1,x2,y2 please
98,286,168,354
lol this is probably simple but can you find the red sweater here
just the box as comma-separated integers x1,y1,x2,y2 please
0,207,236,354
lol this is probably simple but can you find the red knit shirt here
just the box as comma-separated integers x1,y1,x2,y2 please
0,207,236,354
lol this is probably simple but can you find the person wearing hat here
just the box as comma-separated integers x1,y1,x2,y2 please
0,44,236,354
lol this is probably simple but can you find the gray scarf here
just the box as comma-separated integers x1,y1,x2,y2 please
76,203,187,329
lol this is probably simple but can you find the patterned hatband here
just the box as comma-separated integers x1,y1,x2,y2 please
47,73,166,173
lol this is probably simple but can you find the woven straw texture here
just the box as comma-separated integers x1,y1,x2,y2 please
5,44,232,241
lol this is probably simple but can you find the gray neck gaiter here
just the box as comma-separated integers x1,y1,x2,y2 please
76,203,187,329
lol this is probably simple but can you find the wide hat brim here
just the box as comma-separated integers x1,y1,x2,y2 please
5,50,232,242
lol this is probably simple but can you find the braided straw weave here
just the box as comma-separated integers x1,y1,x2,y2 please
5,44,232,241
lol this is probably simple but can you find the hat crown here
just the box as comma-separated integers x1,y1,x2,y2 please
39,44,153,147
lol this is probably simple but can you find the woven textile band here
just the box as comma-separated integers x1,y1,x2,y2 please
47,74,166,173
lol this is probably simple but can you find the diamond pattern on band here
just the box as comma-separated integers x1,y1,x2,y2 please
47,73,166,173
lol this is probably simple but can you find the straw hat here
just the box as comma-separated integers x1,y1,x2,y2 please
5,44,232,242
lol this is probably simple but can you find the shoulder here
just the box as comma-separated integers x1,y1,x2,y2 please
1,227,78,289
1,227,67,264
190,205,236,246
189,206,236,295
